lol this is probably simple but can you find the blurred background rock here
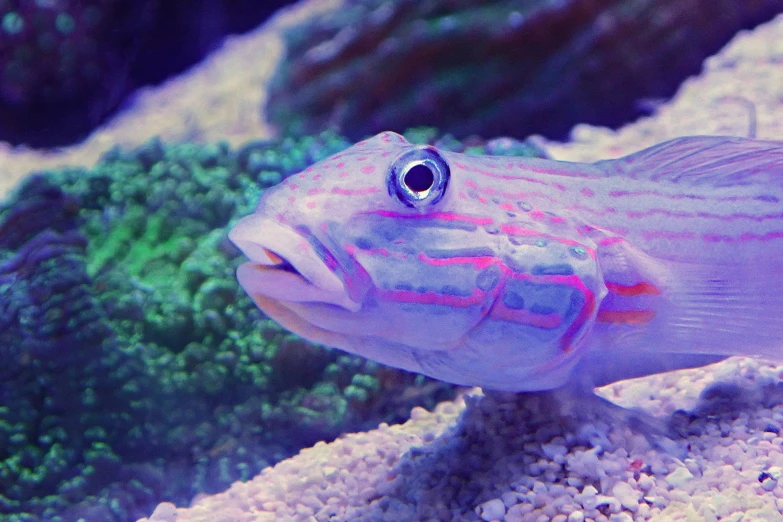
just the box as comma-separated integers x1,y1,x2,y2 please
0,0,293,147
267,0,783,142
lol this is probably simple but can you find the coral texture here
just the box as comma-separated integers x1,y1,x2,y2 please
0,127,547,521
139,12,783,522
267,0,783,142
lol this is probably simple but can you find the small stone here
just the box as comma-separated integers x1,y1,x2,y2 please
637,473,654,491
542,442,569,460
476,498,506,521
568,511,585,522
502,491,520,507
594,495,621,513
666,467,694,488
611,482,640,511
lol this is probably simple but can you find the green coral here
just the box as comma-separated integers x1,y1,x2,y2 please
0,127,546,520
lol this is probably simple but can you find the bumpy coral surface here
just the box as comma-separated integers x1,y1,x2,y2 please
267,0,783,142
0,127,547,521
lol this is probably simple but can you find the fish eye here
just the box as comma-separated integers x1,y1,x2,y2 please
388,146,450,208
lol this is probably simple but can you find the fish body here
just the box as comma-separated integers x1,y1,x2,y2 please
229,132,783,392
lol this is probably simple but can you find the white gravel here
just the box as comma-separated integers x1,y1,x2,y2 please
138,360,783,521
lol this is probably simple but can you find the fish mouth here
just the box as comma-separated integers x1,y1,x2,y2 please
261,249,302,276
228,214,361,312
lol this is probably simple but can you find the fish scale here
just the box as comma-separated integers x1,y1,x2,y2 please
230,131,783,392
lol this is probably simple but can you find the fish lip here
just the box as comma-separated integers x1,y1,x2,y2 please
229,214,361,311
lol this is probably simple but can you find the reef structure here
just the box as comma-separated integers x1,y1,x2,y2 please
0,128,548,521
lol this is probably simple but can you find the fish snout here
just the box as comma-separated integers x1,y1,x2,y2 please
229,214,360,311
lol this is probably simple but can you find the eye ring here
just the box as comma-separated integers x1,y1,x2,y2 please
388,146,450,208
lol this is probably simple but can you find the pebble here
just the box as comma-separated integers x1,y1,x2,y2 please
611,482,639,511
476,498,506,521
666,467,695,488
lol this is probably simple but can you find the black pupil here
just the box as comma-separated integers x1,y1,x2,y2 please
404,164,435,192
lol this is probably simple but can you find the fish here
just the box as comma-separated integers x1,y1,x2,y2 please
229,131,783,392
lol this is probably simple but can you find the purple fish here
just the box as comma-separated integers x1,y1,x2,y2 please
229,132,783,391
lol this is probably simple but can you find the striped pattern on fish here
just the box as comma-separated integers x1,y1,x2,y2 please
229,132,783,392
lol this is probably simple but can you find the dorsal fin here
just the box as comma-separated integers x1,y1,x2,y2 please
594,136,783,187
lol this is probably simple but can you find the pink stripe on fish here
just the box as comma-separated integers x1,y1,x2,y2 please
625,208,783,222
370,210,495,226
463,179,559,203
566,204,617,217
454,162,549,186
391,252,595,347
609,189,706,200
641,230,697,241
702,230,783,242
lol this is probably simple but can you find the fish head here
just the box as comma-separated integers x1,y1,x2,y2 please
229,132,606,391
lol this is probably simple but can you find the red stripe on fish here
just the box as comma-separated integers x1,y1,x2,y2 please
597,310,656,324
381,251,595,348
606,281,661,296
